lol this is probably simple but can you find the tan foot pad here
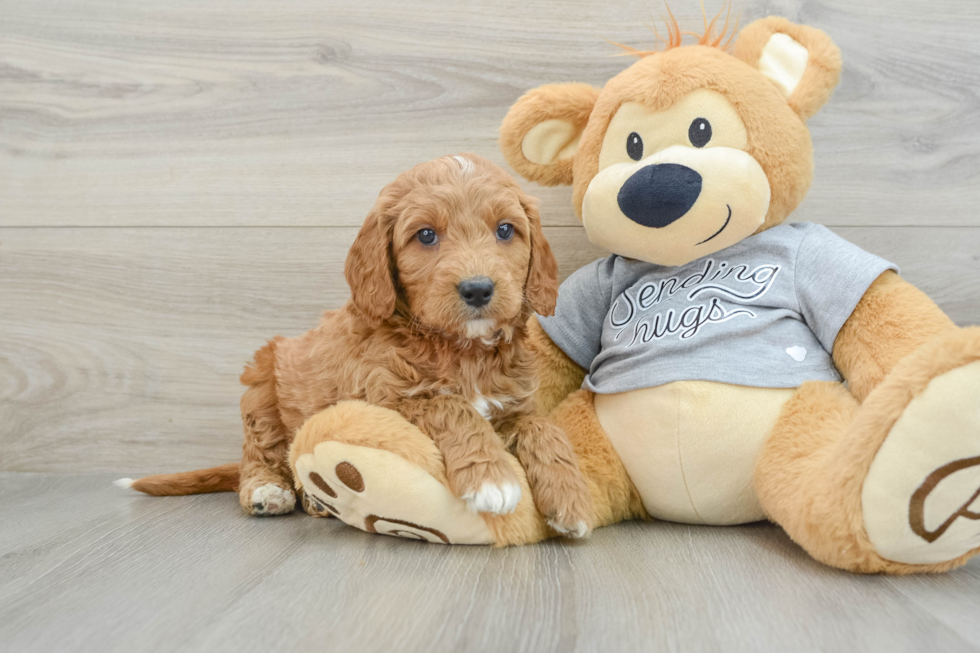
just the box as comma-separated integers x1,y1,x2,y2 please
863,361,980,564
294,441,494,545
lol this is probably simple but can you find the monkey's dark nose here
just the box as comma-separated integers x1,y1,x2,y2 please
617,163,702,229
458,277,495,308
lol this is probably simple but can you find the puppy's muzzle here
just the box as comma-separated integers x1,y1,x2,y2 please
617,163,702,229
458,277,495,308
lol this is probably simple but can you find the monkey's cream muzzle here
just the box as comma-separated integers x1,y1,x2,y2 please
582,145,771,267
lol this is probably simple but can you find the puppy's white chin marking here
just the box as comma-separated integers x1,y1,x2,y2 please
463,318,496,339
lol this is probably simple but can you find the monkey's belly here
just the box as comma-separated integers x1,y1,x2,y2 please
594,381,797,525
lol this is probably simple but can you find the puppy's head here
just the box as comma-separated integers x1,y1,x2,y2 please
345,154,558,340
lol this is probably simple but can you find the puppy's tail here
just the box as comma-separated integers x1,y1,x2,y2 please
115,463,240,496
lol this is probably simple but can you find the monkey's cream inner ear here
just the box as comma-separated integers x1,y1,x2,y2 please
758,32,809,97
522,119,582,165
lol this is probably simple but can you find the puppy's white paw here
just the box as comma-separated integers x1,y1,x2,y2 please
462,482,522,515
548,519,590,539
250,483,296,516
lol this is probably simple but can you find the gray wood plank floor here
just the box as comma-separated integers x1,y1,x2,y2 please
3,0,980,650
1,474,978,653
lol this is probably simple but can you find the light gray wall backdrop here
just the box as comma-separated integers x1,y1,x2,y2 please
2,0,978,473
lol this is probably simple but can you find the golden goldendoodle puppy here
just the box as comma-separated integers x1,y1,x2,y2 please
125,154,595,537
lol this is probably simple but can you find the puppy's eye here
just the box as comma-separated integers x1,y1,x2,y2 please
496,223,514,241
689,118,712,148
416,228,438,246
627,132,643,161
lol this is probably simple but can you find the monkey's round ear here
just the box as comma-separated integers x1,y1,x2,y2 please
499,83,600,186
733,17,842,121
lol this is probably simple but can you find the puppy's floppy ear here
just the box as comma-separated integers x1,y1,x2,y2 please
733,17,842,121
345,204,396,324
500,83,600,187
520,194,559,316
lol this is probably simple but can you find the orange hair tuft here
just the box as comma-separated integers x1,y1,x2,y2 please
610,1,740,58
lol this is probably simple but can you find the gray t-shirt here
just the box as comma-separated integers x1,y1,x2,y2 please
539,223,897,393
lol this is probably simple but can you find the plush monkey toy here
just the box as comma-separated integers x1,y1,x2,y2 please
289,16,980,573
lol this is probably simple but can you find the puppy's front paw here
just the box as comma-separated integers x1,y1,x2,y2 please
248,483,296,516
547,518,591,539
461,481,522,515
534,468,595,539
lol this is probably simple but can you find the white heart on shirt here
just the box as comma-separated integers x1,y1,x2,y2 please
785,346,807,362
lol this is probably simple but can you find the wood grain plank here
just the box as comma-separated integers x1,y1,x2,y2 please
0,474,317,652
0,473,977,653
884,566,980,649
0,225,977,473
1,0,978,227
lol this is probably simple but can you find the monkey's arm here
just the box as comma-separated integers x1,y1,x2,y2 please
833,271,956,401
526,317,588,416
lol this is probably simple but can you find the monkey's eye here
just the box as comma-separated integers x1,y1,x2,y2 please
416,228,438,246
689,118,712,148
627,132,643,161
496,223,515,241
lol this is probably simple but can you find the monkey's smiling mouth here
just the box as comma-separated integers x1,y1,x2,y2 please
695,204,732,246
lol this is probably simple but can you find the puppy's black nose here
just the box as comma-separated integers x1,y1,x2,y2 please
458,277,494,308
617,163,702,229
